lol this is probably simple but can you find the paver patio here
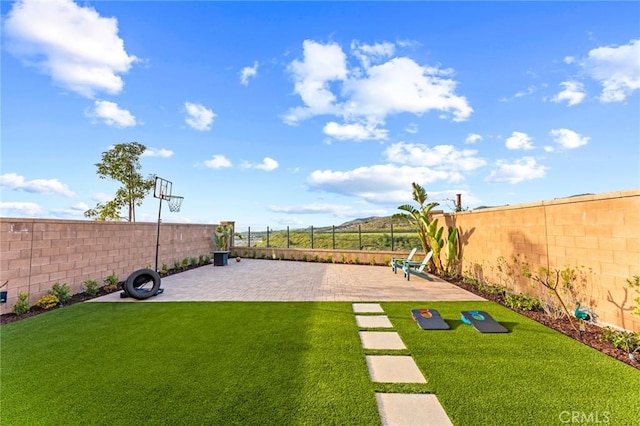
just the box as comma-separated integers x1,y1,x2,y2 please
90,258,485,303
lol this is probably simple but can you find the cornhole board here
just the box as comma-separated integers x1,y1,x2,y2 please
460,310,508,333
411,309,450,330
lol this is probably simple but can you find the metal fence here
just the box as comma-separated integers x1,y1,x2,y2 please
234,224,421,251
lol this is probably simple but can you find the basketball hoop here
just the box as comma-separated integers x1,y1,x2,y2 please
166,195,184,213
152,176,186,273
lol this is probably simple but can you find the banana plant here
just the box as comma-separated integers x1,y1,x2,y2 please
424,217,444,272
394,182,439,257
443,226,459,275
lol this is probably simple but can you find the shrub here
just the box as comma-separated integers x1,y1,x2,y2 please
462,276,481,287
599,327,640,355
13,292,30,315
302,254,308,262
341,254,347,264
327,255,333,264
103,274,119,292
83,279,99,297
505,293,544,311
173,261,181,270
190,257,198,266
49,282,72,304
35,294,59,310
161,263,169,274
181,258,189,268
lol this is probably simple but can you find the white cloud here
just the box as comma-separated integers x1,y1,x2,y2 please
142,148,173,158
351,40,395,68
0,201,43,216
465,133,483,144
485,157,548,184
184,102,215,131
550,128,589,149
583,39,640,102
284,39,472,132
268,203,374,217
243,157,279,171
284,40,348,124
323,121,388,141
551,81,586,106
505,131,534,150
405,123,419,134
51,202,89,218
87,100,136,127
203,155,232,169
500,86,536,102
0,173,75,197
564,56,576,64
514,86,535,98
3,0,138,98
240,61,258,85
307,164,456,204
385,142,486,172
342,56,472,122
91,192,112,203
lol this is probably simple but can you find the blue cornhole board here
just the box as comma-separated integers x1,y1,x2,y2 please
411,308,450,330
461,310,509,333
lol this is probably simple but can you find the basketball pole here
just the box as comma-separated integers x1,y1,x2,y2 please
155,195,163,272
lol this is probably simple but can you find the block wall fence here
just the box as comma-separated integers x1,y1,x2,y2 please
1,190,638,331
0,218,218,314
436,189,640,332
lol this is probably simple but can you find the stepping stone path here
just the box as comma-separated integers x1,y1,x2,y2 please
352,303,453,426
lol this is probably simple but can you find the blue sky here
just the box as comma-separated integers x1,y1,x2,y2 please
1,0,639,231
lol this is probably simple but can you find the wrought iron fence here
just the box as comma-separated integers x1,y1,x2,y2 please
234,224,420,251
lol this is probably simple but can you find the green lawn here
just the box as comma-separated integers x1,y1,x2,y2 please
381,302,640,426
1,302,379,425
1,301,639,425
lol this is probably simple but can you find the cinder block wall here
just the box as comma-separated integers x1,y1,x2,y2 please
437,190,640,331
0,218,216,313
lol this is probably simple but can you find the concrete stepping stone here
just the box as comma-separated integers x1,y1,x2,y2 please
366,355,426,383
352,303,384,313
359,331,406,350
375,393,453,426
355,315,393,328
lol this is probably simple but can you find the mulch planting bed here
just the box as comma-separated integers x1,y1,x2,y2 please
0,263,206,326
448,276,639,370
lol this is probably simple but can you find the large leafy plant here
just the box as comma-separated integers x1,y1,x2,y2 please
395,182,439,263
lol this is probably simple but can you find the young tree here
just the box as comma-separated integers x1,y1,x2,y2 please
84,142,155,222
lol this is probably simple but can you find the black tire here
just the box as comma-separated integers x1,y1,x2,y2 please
124,269,161,300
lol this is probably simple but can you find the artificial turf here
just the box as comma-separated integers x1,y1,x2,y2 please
381,301,640,426
0,302,380,425
2,301,639,426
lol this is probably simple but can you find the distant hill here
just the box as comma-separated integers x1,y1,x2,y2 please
334,215,410,231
